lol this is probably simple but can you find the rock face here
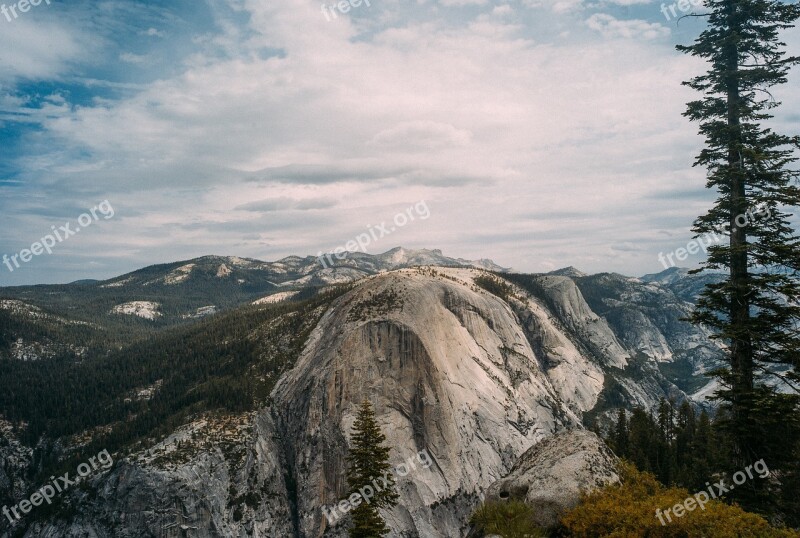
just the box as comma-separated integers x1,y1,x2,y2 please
484,429,619,528
571,271,726,405
18,413,295,538
271,268,583,538
0,419,32,510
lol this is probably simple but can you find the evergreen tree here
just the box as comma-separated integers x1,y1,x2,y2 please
692,409,715,487
612,407,629,457
347,400,399,538
628,408,656,473
656,399,676,485
604,402,718,492
674,401,697,486
677,0,800,516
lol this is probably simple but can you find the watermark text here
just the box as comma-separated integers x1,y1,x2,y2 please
655,459,770,525
317,200,430,269
3,200,115,273
3,449,114,526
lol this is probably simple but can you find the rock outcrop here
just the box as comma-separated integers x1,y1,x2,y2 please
484,429,619,527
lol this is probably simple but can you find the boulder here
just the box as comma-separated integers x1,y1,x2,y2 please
484,429,619,527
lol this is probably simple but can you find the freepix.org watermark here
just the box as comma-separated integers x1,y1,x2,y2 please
1,0,50,22
3,449,114,526
660,0,704,22
321,0,370,21
3,200,115,273
322,449,433,526
655,459,770,526
657,202,771,270
317,200,430,269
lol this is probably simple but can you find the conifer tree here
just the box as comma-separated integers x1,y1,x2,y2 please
656,399,676,485
677,0,800,515
346,400,399,538
612,407,629,456
628,408,656,473
605,402,717,492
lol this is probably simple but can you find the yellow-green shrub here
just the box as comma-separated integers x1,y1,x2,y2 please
470,500,547,538
561,462,800,538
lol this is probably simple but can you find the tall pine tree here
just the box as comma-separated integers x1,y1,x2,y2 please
677,0,800,516
347,400,399,538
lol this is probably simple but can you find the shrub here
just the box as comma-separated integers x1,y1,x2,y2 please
469,500,547,538
561,462,800,538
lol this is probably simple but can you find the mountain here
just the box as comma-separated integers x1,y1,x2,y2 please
640,267,726,303
0,254,727,537
0,248,505,317
0,248,507,361
547,266,588,278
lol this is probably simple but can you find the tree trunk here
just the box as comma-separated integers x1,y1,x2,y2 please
724,0,754,464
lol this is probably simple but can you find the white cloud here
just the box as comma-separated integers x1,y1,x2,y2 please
586,13,670,39
492,5,515,16
372,121,473,150
522,0,585,13
440,0,488,5
119,52,147,64
552,0,584,13
0,17,90,83
3,0,798,285
606,0,652,5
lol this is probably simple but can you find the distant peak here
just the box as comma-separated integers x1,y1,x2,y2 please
640,267,691,284
548,266,588,278
372,247,509,272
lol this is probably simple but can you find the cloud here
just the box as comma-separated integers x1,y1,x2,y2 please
371,121,473,150
119,52,147,64
245,163,411,185
586,13,670,39
606,0,653,5
235,197,339,212
2,0,797,286
0,17,90,84
440,0,488,5
521,0,585,13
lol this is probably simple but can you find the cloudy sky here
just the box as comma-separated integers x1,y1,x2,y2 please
1,0,798,285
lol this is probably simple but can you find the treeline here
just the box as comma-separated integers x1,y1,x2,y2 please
605,400,714,491
605,398,800,526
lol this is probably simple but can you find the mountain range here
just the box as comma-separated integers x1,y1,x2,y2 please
0,248,727,537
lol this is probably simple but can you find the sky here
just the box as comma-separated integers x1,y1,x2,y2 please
1,0,799,285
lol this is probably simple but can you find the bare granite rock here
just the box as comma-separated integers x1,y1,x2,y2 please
271,268,582,538
484,429,619,528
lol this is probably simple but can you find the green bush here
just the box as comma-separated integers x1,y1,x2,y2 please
469,500,547,538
